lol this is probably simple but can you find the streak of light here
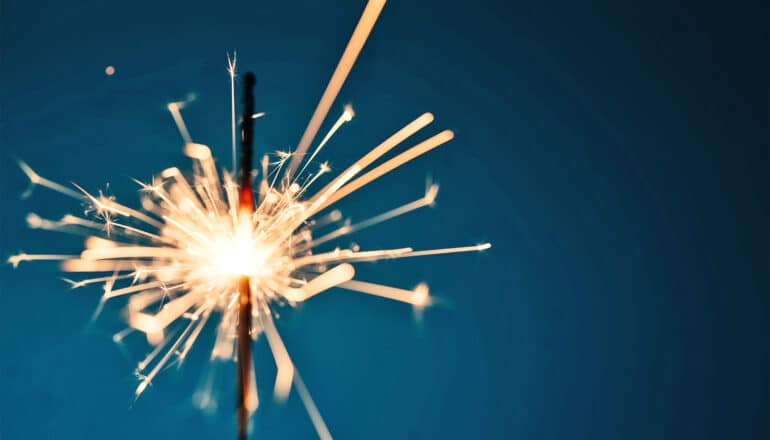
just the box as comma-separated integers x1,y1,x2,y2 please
286,0,387,178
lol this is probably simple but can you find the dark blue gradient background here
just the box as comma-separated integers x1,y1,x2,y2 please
1,1,767,439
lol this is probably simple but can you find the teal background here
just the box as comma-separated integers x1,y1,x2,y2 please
1,0,767,438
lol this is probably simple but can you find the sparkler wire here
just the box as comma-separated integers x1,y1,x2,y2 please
237,72,256,440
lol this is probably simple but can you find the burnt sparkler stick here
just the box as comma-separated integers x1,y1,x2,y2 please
236,275,252,440
237,72,256,440
239,72,256,209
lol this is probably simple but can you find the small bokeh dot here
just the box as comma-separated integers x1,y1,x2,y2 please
105,65,115,76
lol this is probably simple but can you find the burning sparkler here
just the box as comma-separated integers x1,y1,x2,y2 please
9,0,490,438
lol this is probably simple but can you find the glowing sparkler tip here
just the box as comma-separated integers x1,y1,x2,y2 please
135,380,149,396
411,283,430,307
424,184,440,205
227,51,237,74
476,243,492,251
276,150,292,161
17,160,41,184
112,333,124,343
342,104,355,122
160,167,180,178
25,213,42,228
7,253,26,268
184,143,212,159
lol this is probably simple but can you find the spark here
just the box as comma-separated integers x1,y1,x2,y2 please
167,98,195,144
339,280,431,307
9,1,491,438
8,253,77,268
286,0,386,179
227,51,237,171
296,104,355,180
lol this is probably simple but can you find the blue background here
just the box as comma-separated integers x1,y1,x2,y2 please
1,1,767,438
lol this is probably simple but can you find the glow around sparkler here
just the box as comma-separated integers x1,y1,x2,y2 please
8,1,489,438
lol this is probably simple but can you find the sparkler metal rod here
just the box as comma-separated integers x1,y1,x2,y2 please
236,276,252,440
237,71,256,440
239,72,256,208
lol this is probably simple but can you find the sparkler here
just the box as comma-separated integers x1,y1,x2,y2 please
9,0,490,438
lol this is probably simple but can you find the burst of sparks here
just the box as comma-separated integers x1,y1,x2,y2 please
9,0,490,437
